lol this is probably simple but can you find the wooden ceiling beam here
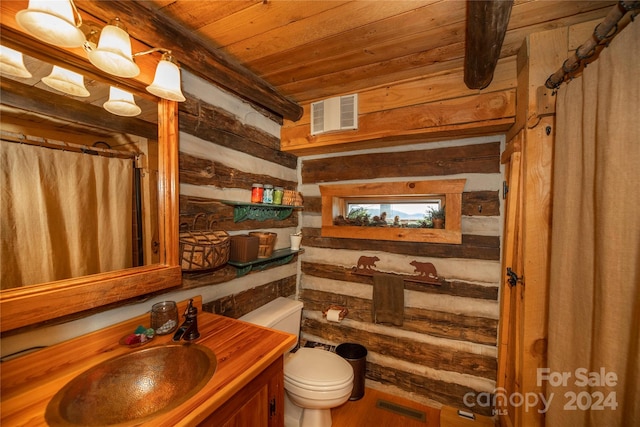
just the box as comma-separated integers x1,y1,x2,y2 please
464,0,514,89
74,0,303,121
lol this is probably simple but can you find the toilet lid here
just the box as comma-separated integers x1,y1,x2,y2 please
285,348,354,388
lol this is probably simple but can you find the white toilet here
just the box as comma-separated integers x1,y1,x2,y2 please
240,297,354,427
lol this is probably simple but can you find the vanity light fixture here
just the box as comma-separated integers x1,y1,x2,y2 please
15,0,86,48
0,45,32,78
103,86,141,117
42,65,90,97
14,1,186,103
87,18,140,78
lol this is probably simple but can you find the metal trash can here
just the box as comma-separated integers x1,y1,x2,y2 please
336,343,367,401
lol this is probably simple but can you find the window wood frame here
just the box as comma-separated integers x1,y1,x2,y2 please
320,179,466,244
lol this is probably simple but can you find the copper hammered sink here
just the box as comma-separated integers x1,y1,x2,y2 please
45,344,217,426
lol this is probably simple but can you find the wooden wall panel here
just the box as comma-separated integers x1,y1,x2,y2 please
303,317,497,379
302,142,500,183
462,191,501,216
203,276,296,319
179,98,297,169
282,91,515,155
367,363,494,417
301,262,498,301
180,153,297,189
300,229,500,261
301,288,497,345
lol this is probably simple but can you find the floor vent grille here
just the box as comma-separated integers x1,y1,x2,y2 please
375,399,427,422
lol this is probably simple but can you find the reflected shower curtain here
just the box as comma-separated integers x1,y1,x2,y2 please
1,142,133,288
547,22,639,425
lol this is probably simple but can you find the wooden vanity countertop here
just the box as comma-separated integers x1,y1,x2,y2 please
0,296,296,426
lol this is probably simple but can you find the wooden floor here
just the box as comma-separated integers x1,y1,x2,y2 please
331,388,441,427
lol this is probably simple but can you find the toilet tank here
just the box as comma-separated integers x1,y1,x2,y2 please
240,297,303,348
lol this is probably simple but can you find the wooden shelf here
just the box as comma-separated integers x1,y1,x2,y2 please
228,248,303,276
221,201,302,223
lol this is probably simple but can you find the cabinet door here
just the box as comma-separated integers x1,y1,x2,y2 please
221,385,269,427
199,357,284,427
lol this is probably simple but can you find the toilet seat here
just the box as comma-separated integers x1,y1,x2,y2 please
285,374,353,392
284,379,353,402
284,348,354,390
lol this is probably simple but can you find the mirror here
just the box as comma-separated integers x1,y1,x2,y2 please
0,25,180,333
1,52,160,288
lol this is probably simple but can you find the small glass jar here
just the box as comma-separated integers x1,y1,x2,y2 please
273,187,284,205
251,183,264,203
150,301,178,335
262,184,274,204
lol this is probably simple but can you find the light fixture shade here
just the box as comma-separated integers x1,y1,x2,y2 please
88,20,140,78
42,65,90,97
15,0,85,48
0,46,32,78
146,55,186,102
103,86,141,117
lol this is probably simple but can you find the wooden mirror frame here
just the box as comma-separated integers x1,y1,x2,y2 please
0,14,181,333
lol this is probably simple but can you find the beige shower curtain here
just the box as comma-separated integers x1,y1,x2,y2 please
547,22,639,425
1,141,133,288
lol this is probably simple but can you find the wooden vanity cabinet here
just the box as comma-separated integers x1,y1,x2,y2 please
200,357,285,427
0,300,295,427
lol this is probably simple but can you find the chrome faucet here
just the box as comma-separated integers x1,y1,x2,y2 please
172,299,200,342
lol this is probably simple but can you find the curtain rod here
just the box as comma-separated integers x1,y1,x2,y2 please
0,130,139,160
545,1,640,91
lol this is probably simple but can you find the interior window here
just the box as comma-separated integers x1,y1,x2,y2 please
346,199,443,227
319,179,466,244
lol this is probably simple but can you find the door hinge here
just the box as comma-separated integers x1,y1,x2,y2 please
503,181,509,199
506,267,522,287
269,398,276,417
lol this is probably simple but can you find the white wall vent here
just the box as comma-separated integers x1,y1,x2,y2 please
310,94,358,135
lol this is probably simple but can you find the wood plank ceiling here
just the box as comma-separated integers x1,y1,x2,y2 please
148,0,616,104
1,0,619,130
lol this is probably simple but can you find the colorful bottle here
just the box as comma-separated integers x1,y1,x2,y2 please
251,183,264,203
273,187,284,205
262,184,274,204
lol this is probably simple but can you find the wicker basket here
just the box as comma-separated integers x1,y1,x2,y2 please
248,231,277,258
179,214,230,271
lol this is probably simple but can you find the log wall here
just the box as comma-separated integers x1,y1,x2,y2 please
177,72,298,305
297,136,503,415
